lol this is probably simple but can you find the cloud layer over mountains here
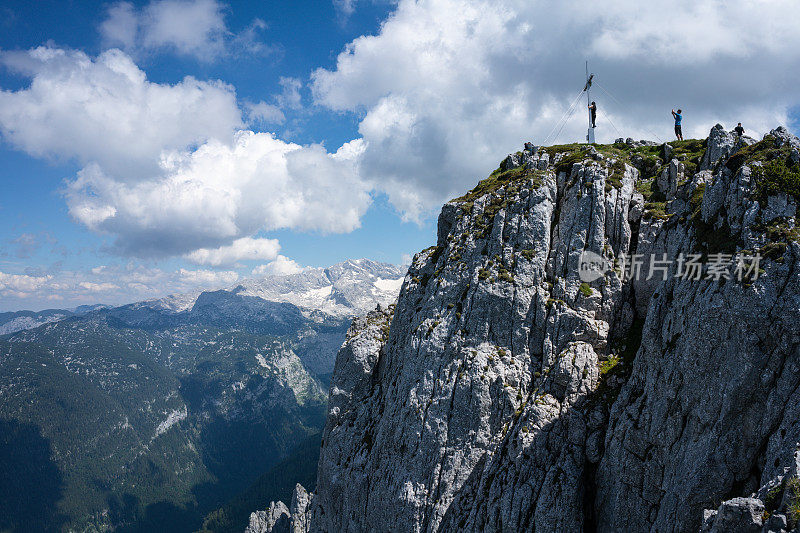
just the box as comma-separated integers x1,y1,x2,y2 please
0,0,798,288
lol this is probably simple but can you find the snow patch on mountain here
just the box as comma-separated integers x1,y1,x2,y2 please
372,277,403,293
235,258,406,317
153,407,187,439
0,314,68,335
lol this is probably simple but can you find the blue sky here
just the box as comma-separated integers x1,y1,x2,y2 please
0,0,434,311
0,0,798,311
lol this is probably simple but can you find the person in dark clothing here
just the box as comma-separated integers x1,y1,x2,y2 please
672,109,683,140
589,101,597,128
735,122,745,137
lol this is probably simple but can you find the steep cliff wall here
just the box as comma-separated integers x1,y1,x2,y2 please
254,126,800,533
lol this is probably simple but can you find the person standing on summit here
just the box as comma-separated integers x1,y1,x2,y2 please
589,101,597,128
672,109,683,140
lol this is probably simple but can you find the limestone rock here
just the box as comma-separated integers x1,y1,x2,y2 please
306,137,638,532
763,193,797,223
771,126,800,152
246,501,290,533
703,498,764,533
500,152,521,171
248,125,800,533
701,123,737,170
657,158,683,197
595,129,800,532
763,512,788,533
663,142,673,162
289,484,313,533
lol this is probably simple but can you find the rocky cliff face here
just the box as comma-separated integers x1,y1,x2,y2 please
255,126,800,532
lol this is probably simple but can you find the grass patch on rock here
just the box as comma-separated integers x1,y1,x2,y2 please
579,282,593,297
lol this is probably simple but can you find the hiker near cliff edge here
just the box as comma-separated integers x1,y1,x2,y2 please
589,101,597,128
735,123,745,137
672,109,683,140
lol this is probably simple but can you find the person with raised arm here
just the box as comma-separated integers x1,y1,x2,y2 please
672,109,683,140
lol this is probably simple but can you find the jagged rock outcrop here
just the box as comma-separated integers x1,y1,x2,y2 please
246,484,314,533
289,484,313,533
656,158,683,197
702,498,765,533
246,502,290,533
252,125,800,532
700,123,757,171
310,306,392,531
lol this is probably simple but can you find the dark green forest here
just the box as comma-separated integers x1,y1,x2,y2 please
0,305,338,532
200,432,322,533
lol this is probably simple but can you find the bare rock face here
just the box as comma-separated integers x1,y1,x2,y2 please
253,126,800,533
702,498,765,533
656,158,682,197
289,484,313,533
314,142,647,532
596,128,800,532
246,501,290,533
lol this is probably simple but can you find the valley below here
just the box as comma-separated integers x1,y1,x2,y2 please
0,260,404,532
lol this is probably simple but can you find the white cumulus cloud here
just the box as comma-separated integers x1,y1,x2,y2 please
62,131,369,256
311,0,800,218
178,267,239,286
0,260,307,310
276,77,303,110
79,281,120,292
185,236,281,266
245,101,286,126
100,0,267,61
0,272,52,293
0,46,242,178
140,0,227,58
0,46,372,259
4,0,799,266
251,255,304,277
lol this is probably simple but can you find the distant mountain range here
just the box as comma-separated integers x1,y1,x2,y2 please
0,259,405,532
0,259,405,335
233,259,405,318
0,305,107,335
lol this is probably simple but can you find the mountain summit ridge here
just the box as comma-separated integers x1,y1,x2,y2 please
252,126,800,533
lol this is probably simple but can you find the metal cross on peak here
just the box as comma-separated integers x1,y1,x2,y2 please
585,61,595,143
